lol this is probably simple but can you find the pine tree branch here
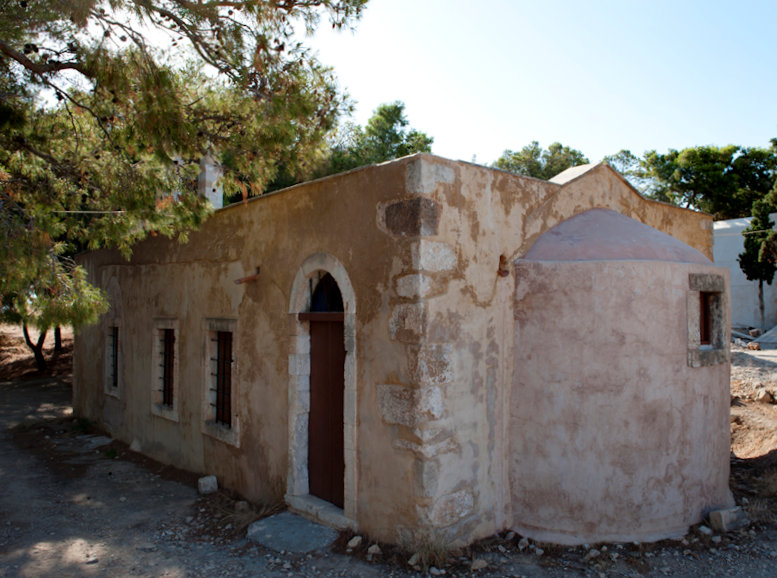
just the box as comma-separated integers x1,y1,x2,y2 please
0,38,91,76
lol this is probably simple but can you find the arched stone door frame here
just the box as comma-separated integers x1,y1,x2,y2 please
287,252,357,528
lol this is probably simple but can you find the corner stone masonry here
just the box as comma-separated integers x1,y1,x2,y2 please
378,172,469,538
384,197,440,237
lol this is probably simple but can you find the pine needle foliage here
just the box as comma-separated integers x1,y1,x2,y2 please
0,0,368,330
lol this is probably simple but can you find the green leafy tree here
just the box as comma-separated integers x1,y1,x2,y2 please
320,101,433,175
603,149,655,193
1,258,107,371
492,141,589,180
0,0,367,336
738,187,777,330
626,143,777,218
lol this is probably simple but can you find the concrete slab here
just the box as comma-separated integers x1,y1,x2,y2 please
247,511,339,553
755,324,777,349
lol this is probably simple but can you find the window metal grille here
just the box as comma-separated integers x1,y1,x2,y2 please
160,328,175,407
215,331,232,427
110,326,119,388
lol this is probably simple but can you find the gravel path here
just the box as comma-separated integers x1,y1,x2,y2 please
0,359,776,576
0,378,394,577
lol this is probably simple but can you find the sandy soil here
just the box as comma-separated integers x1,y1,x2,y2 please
1,324,776,577
730,346,777,460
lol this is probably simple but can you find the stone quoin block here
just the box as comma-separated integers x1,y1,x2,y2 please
377,385,444,427
384,197,440,237
417,387,444,422
395,273,435,299
411,240,457,272
395,436,458,459
410,344,453,386
406,158,455,194
428,488,475,527
389,303,428,343
377,384,416,427
414,458,440,498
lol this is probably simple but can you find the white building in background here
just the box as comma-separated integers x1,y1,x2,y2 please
713,214,777,329
198,153,223,209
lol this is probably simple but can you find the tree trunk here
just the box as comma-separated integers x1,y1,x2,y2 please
54,327,62,352
759,279,765,331
22,325,47,372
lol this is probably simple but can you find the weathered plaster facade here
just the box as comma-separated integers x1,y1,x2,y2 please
74,154,732,547
510,210,731,544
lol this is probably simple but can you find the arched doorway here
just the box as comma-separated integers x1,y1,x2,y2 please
287,253,357,528
299,273,345,508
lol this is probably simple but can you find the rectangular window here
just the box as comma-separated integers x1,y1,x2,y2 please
687,273,727,367
214,331,233,428
161,328,175,407
151,319,179,421
202,318,239,446
699,292,712,346
109,326,119,389
104,322,122,397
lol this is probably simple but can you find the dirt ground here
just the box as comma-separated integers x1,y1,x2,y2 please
1,324,776,577
0,325,74,381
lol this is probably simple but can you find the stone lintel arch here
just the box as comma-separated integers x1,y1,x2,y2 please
287,252,358,529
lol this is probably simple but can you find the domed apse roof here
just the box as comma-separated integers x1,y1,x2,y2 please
524,208,711,264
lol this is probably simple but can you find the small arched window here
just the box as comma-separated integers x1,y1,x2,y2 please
310,273,344,313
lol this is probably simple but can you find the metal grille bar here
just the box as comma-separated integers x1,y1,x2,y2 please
161,328,175,407
215,331,232,428
110,326,119,388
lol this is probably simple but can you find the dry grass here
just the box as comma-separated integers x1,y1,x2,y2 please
225,498,284,534
531,540,568,555
213,476,286,535
744,497,776,524
401,531,451,570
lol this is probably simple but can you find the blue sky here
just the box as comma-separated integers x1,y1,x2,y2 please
310,0,777,165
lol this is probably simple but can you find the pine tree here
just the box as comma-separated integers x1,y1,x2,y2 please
320,101,433,177
0,0,367,347
738,188,777,329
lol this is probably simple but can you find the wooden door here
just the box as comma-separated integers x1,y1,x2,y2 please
301,312,345,508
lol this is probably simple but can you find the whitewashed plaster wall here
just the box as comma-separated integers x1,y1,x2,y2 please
713,214,777,329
